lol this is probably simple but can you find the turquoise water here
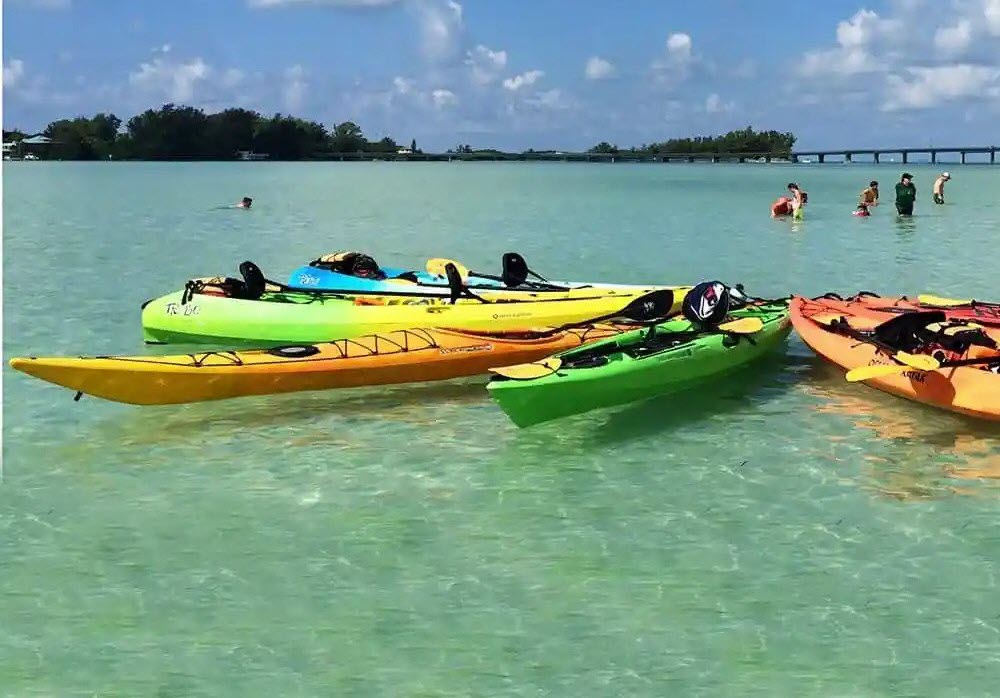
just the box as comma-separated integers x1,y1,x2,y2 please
3,161,1000,696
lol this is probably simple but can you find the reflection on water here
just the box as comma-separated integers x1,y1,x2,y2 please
893,214,918,234
796,357,1000,500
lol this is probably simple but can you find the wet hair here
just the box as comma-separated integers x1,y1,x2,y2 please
787,182,798,190
870,180,878,187
242,197,252,206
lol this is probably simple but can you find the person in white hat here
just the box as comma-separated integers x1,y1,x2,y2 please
933,172,951,205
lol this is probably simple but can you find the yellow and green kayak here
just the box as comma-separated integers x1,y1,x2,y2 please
141,285,690,345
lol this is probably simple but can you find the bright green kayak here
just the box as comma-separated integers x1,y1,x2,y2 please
486,300,791,428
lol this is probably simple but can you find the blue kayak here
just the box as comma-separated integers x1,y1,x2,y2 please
287,264,510,293
287,251,548,293
285,252,648,295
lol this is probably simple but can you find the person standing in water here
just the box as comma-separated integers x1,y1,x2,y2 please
787,182,807,219
859,180,879,207
894,173,916,216
933,172,951,204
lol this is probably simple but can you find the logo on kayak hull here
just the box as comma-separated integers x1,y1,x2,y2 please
440,344,493,355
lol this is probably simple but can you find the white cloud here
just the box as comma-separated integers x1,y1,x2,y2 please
503,69,544,91
128,55,210,102
835,8,899,48
283,64,307,111
935,19,973,54
651,32,697,85
797,9,900,78
222,68,246,88
249,0,401,6
431,88,457,108
584,56,615,80
666,33,692,61
705,93,734,114
465,44,507,85
988,0,1000,34
799,45,878,78
418,0,464,61
393,76,416,94
525,88,572,110
3,59,26,87
883,64,1000,110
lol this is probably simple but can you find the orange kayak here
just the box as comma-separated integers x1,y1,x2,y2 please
10,324,636,405
791,295,1000,421
813,291,1000,327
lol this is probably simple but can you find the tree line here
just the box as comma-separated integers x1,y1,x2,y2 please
3,104,420,160
589,127,796,156
4,106,796,160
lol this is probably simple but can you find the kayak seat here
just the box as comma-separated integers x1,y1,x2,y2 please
872,310,947,352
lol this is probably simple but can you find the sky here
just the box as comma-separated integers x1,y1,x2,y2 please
3,0,1000,151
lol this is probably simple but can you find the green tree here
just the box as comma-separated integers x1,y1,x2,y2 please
125,104,210,158
588,142,618,154
410,138,417,152
366,136,399,153
44,114,120,160
205,108,261,158
330,121,365,152
253,114,328,160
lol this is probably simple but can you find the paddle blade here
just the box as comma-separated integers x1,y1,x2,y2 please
718,317,764,334
845,363,913,382
427,258,469,280
490,357,562,380
918,294,972,307
619,289,675,322
896,351,940,371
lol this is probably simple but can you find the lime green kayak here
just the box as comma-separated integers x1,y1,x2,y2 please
140,287,688,346
486,300,791,427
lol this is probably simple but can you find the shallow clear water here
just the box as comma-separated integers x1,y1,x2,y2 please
3,161,1000,696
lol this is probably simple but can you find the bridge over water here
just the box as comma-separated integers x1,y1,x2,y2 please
314,146,998,164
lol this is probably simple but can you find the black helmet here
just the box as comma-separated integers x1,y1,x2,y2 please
682,281,731,326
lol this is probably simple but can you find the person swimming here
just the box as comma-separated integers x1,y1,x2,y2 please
237,197,253,209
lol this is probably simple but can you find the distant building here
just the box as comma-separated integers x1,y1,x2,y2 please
396,148,413,155
236,150,269,161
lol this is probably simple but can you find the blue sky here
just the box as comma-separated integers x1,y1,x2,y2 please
3,0,1000,150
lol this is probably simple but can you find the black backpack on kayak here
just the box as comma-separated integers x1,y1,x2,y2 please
310,251,385,280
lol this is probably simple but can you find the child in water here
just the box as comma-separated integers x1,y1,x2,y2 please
787,183,807,219
853,203,871,217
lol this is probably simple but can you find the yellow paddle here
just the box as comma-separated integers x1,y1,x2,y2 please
918,294,972,307
426,258,469,281
717,317,764,334
489,357,563,380
845,352,940,382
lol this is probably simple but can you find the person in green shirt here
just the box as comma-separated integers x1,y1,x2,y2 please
894,173,916,216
